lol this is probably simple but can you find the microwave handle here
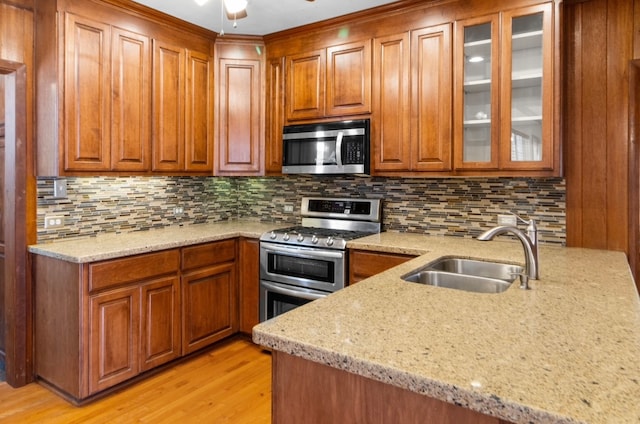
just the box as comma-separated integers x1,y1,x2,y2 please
335,131,343,166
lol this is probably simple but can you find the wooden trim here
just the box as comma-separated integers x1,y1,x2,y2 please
629,59,640,289
0,59,31,387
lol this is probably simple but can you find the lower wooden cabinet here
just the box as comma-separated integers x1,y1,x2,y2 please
140,277,181,372
181,239,238,354
273,351,512,424
89,286,141,394
349,249,416,284
34,239,239,401
239,238,260,333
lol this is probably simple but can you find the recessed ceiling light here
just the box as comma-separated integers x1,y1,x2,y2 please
468,56,484,63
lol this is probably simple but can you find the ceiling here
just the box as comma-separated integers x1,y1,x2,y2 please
131,0,401,36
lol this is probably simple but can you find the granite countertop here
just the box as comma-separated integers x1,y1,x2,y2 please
28,221,283,263
253,232,640,424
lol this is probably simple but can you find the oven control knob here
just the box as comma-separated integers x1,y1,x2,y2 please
282,233,289,241
326,236,334,246
269,231,277,240
297,234,305,242
311,235,319,244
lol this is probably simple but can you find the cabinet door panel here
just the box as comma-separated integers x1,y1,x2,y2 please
265,57,284,174
286,50,325,120
327,40,372,116
185,49,213,172
182,263,237,354
64,13,111,171
217,58,262,174
89,287,139,394
111,27,150,172
411,24,452,171
152,40,185,171
454,14,500,170
141,277,181,371
499,4,553,170
372,33,411,171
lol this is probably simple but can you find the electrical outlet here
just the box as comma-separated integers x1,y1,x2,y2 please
44,215,65,229
173,206,184,216
284,205,294,213
497,214,517,226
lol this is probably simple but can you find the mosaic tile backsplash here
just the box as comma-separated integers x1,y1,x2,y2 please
37,176,566,245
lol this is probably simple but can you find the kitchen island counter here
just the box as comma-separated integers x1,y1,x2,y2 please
253,232,640,423
28,221,283,263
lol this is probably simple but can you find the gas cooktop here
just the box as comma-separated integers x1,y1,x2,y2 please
260,197,382,250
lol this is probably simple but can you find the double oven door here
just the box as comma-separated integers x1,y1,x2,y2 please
259,241,346,322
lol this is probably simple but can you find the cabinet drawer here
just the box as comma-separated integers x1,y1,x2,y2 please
89,250,180,292
181,239,236,271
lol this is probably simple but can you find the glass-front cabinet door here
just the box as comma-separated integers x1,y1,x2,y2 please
455,3,554,171
455,15,500,169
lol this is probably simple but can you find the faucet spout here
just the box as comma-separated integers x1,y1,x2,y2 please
477,224,539,288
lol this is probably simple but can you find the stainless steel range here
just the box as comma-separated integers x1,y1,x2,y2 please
259,197,382,322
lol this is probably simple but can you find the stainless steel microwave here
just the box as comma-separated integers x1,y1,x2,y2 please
282,119,370,175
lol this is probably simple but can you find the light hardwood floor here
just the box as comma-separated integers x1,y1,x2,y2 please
0,337,271,423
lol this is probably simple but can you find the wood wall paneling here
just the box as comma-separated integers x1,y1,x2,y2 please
0,0,35,388
564,0,633,256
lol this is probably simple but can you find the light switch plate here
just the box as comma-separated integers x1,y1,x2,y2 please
53,179,67,198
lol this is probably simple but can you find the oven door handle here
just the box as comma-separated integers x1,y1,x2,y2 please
261,281,327,301
261,243,344,259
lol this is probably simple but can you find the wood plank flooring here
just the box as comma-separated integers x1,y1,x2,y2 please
0,337,271,423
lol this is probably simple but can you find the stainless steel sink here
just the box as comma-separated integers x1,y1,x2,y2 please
401,257,524,294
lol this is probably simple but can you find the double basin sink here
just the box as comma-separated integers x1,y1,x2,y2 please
401,257,524,294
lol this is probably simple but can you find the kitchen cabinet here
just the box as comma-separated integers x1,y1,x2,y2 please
111,27,151,172
454,3,554,171
34,249,181,400
349,249,416,284
372,24,452,173
239,238,260,333
88,250,181,394
62,12,112,172
181,240,238,354
214,37,265,176
265,56,285,174
152,41,213,173
286,40,371,122
35,0,215,176
32,235,254,401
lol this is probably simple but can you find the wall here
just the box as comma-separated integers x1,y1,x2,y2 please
37,176,566,245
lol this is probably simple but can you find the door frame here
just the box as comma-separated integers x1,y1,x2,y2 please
1,59,31,387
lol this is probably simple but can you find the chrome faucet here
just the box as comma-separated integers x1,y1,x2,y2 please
477,216,538,289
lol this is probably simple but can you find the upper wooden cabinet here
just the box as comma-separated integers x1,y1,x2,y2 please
214,37,265,176
63,13,112,172
265,57,285,174
454,3,555,172
286,40,372,122
372,24,452,173
35,0,216,176
152,42,213,173
265,0,560,177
